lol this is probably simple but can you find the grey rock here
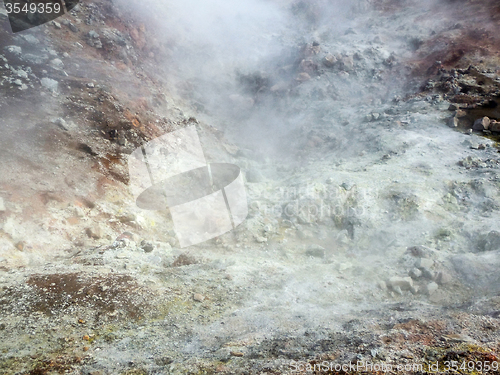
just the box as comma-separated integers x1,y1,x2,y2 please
52,118,68,131
305,244,325,258
424,282,439,296
4,45,22,56
420,267,434,279
409,268,422,279
21,35,38,44
88,30,100,39
40,77,58,92
448,116,458,128
50,58,64,70
23,53,48,65
388,276,413,291
52,21,61,29
141,241,154,253
415,258,433,269
435,270,453,285
478,231,500,252
377,280,387,291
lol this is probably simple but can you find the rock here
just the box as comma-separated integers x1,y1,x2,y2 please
473,117,490,131
254,235,267,243
481,231,500,252
424,282,439,296
410,285,419,295
455,109,467,118
118,213,136,223
305,244,325,258
193,293,205,302
40,77,58,92
409,268,422,279
86,225,103,239
141,240,154,253
388,276,413,291
230,351,244,357
338,262,353,271
448,116,458,128
435,270,453,285
392,285,403,295
415,258,433,269
52,21,61,29
323,53,337,67
52,118,68,131
490,120,500,132
0,197,5,211
50,58,64,69
448,103,460,111
4,45,22,57
420,267,434,279
296,72,311,82
87,82,95,88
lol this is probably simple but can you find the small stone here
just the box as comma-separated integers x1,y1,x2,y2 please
52,118,68,131
13,79,22,86
52,21,61,29
338,262,353,271
388,276,413,290
424,282,439,296
473,117,490,131
372,112,380,120
421,267,434,279
448,117,458,128
40,77,58,92
415,258,434,269
15,241,25,251
78,319,85,324
296,72,311,82
118,213,135,223
193,293,205,302
4,45,22,56
88,30,100,39
323,53,337,67
410,285,419,295
87,82,95,88
86,225,103,239
141,240,154,253
0,197,5,211
409,268,422,279
50,58,64,69
392,285,403,295
254,235,267,243
435,270,453,285
83,335,90,341
306,244,325,258
230,351,244,357
490,120,500,132
448,103,460,111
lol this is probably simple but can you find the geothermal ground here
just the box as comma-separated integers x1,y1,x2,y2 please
1,0,500,374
